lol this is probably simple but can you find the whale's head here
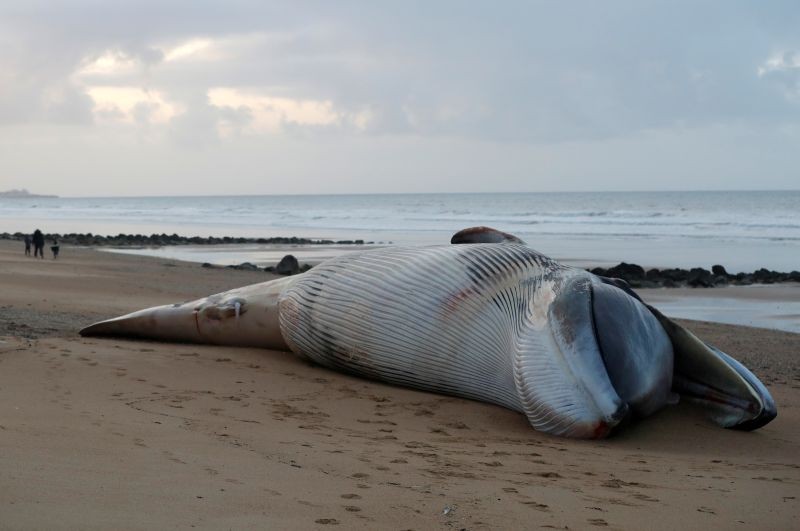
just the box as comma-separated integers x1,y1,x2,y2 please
516,273,674,438
519,268,776,439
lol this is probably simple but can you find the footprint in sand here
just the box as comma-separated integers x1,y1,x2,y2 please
588,518,608,526
537,472,561,478
521,501,549,511
315,518,339,525
162,451,187,464
341,493,361,500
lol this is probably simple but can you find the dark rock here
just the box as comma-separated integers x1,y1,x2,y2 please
660,268,689,283
711,264,729,277
753,268,776,284
201,262,216,268
590,267,607,276
644,269,666,286
712,275,729,286
275,254,300,275
790,271,800,282
264,266,275,272
687,267,713,288
227,262,259,271
604,262,646,281
300,263,313,272
645,268,661,280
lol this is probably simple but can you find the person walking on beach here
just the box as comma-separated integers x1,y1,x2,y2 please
32,229,45,259
23,234,31,256
51,239,60,260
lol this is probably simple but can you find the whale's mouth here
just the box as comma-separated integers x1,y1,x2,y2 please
590,280,674,419
592,277,777,431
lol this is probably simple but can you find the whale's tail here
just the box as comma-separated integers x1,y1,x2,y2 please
80,276,295,351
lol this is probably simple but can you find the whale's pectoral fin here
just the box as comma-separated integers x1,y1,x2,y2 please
450,226,526,245
648,306,777,431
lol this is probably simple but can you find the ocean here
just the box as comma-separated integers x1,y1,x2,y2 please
1,191,798,272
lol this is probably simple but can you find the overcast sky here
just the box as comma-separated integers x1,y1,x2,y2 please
0,1,798,196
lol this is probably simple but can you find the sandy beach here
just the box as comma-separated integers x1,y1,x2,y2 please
1,240,798,530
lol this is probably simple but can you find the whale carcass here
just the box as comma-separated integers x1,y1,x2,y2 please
80,227,777,438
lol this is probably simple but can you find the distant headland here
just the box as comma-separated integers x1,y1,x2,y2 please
0,188,58,198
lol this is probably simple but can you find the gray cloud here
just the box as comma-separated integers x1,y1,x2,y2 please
0,1,798,194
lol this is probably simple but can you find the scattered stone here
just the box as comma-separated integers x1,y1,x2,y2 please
0,231,366,247
687,268,713,288
604,262,646,282
585,261,799,289
227,262,259,271
275,255,300,275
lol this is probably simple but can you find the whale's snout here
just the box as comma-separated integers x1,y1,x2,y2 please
591,280,674,418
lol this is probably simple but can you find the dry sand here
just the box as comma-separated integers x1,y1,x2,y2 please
1,240,798,530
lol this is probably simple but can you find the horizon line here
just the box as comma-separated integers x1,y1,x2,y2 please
5,188,800,200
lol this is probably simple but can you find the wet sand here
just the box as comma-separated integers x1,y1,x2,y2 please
639,284,800,333
1,240,798,529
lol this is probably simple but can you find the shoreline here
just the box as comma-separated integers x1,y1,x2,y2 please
4,238,800,332
0,231,370,246
3,231,798,289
